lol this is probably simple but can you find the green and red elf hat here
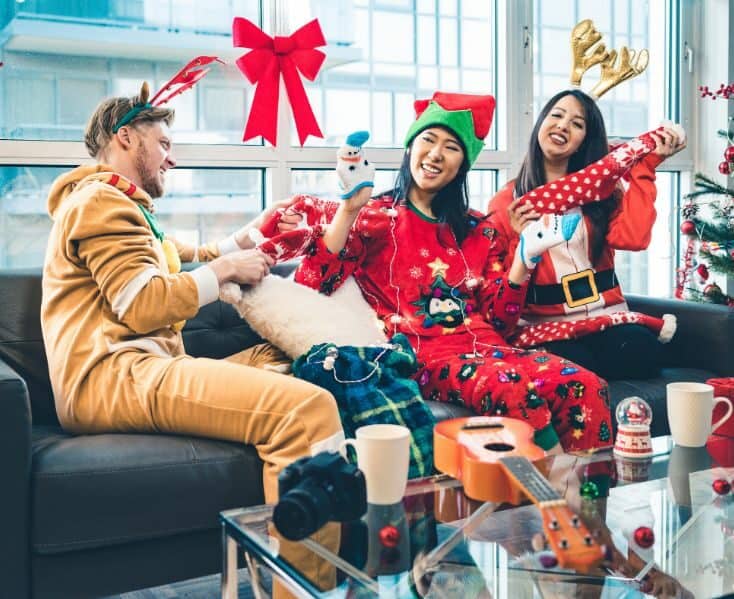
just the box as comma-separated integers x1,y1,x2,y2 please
403,92,496,167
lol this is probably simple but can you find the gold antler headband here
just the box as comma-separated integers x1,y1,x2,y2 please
569,19,649,99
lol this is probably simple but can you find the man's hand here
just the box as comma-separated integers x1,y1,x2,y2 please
255,197,304,233
209,249,274,285
507,197,540,235
234,198,305,249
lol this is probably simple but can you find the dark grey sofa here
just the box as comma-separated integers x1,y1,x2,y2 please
1,268,731,598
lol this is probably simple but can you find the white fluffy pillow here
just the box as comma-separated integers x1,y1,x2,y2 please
220,275,387,359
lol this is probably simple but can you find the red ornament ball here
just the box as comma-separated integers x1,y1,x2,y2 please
633,526,655,549
719,161,732,175
378,525,400,548
704,283,722,298
696,264,710,281
680,220,696,235
725,146,734,162
713,478,731,495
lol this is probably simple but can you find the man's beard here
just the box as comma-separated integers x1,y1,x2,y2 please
134,142,165,199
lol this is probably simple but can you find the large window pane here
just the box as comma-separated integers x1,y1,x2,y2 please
616,173,677,297
297,0,498,151
0,1,261,143
0,166,64,268
534,0,666,137
0,166,263,268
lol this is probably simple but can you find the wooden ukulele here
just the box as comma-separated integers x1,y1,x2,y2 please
434,416,605,573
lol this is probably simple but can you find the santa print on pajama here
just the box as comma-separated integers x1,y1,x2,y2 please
261,194,612,452
489,151,675,349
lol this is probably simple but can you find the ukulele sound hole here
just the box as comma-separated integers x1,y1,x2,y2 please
483,442,515,452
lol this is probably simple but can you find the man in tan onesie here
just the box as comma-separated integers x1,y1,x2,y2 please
41,85,343,592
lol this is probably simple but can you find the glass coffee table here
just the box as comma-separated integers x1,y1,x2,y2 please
220,435,734,598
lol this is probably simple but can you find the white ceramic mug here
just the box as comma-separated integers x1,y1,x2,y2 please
666,382,734,447
339,424,410,505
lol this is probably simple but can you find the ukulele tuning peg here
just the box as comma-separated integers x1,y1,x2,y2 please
549,519,560,531
584,535,594,546
559,538,569,550
571,515,580,527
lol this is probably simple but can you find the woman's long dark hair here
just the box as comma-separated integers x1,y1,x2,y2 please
514,89,618,265
388,127,473,246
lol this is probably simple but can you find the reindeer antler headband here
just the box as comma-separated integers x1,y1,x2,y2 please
569,19,649,99
112,55,224,133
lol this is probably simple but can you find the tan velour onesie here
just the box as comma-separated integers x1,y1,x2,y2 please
41,165,343,593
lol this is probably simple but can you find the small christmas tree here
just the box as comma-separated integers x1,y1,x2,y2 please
676,84,734,306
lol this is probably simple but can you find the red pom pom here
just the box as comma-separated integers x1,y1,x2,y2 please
680,220,696,235
633,526,655,549
696,264,710,281
379,525,400,548
719,161,732,175
713,478,731,495
725,146,734,163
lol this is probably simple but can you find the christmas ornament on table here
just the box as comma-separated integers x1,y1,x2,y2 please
621,503,656,563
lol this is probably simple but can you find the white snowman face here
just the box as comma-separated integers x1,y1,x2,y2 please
429,297,460,314
337,145,361,162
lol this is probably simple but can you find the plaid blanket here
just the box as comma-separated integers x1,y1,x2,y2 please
293,333,435,479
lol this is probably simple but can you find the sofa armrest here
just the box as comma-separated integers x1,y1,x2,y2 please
0,356,31,597
627,294,734,376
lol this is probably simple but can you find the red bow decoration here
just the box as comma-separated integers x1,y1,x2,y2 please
150,56,224,106
233,17,326,146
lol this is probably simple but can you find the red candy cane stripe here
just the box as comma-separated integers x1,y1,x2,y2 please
520,128,661,214
512,311,672,348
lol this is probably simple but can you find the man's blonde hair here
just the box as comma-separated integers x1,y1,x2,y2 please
84,82,175,159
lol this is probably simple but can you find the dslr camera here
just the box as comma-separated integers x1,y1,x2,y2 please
273,451,367,541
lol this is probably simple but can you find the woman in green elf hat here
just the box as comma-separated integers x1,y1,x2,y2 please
262,91,616,454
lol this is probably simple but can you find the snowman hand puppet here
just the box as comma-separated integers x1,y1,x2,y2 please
336,130,376,199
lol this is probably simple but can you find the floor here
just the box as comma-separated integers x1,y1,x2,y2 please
104,569,260,599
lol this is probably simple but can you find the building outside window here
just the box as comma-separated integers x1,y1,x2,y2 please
0,0,692,302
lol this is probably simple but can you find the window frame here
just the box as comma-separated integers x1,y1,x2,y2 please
0,0,701,287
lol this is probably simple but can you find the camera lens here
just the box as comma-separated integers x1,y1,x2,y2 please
273,481,332,541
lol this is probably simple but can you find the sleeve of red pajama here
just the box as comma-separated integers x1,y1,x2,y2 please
475,221,528,338
293,231,367,295
605,152,664,251
487,183,520,267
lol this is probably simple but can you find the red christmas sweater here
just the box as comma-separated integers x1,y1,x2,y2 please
285,195,527,349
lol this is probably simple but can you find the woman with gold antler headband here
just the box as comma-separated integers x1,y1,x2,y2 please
488,22,687,380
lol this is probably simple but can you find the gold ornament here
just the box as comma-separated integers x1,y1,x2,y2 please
569,19,649,99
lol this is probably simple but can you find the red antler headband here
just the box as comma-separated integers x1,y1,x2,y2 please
112,56,223,133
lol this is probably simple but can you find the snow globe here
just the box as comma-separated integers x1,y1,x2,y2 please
613,396,653,459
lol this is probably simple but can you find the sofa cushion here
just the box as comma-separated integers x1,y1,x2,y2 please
608,367,716,437
31,426,264,555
